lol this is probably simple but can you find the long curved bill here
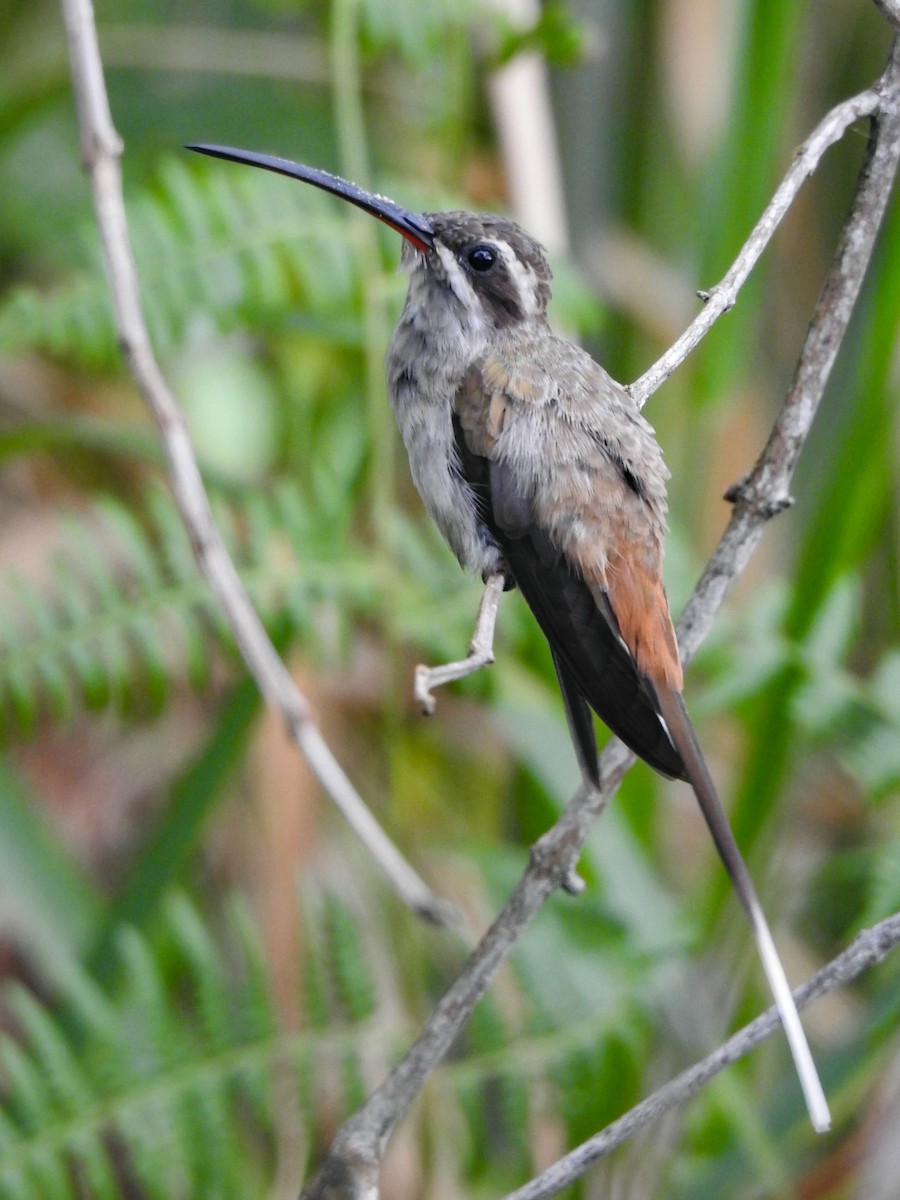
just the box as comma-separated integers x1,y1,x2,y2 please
185,143,434,253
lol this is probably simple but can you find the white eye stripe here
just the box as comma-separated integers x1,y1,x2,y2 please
495,240,540,316
435,235,540,321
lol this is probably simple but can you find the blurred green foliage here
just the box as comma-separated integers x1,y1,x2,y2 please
0,1,897,1197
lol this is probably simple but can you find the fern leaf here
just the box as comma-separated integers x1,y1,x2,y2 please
0,882,671,1198
165,894,232,1053
0,1036,48,1134
66,1127,120,1200
0,480,380,739
0,158,372,370
298,885,333,1033
324,894,377,1024
5,986,91,1117
227,895,278,1044
0,897,288,1198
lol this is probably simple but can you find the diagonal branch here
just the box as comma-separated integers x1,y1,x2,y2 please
628,87,883,408
675,33,900,667
502,913,900,1200
57,0,457,928
628,80,881,407
298,33,900,1199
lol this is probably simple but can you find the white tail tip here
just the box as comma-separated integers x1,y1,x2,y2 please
754,917,831,1132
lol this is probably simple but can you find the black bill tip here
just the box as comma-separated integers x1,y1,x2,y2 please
185,143,433,252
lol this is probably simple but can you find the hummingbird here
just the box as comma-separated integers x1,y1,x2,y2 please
186,143,830,1132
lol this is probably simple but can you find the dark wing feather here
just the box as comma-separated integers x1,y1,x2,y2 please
452,411,686,781
550,646,601,789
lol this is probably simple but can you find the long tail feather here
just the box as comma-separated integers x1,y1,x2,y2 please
654,683,831,1133
551,649,600,789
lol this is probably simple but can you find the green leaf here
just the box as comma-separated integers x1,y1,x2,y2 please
0,761,101,969
87,675,261,982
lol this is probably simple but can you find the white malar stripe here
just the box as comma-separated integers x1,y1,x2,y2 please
436,241,481,318
496,240,540,316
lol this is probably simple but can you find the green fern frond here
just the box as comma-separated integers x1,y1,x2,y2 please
0,156,398,370
0,880,696,1198
323,894,377,1024
0,891,389,1200
0,481,380,741
0,153,601,375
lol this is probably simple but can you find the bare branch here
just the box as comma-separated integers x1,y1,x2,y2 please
628,83,881,407
297,36,900,1197
414,571,505,713
676,34,900,667
502,913,900,1200
57,0,457,928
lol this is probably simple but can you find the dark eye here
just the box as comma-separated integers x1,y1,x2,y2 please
466,243,497,272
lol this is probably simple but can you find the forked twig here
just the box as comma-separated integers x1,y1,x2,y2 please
628,80,881,407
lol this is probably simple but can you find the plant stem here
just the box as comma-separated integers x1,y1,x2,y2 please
330,0,396,542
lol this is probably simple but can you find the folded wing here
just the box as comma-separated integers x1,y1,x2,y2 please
451,364,685,781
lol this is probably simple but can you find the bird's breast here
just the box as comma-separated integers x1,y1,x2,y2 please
385,322,503,578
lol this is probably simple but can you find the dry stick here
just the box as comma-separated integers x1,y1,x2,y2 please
299,35,900,1199
57,0,457,928
502,914,900,1200
629,81,881,407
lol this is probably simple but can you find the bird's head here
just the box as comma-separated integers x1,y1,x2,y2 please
406,210,552,328
185,144,552,330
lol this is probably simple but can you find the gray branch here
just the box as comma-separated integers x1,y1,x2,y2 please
57,0,457,928
502,914,900,1200
628,82,880,408
300,32,900,1200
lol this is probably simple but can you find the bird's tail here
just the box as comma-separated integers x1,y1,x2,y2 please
654,683,831,1133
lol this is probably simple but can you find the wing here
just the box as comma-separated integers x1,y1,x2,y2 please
452,363,686,781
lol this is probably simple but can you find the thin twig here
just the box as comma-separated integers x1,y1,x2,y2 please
628,83,880,407
501,914,900,1200
58,0,457,928
298,34,900,1198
